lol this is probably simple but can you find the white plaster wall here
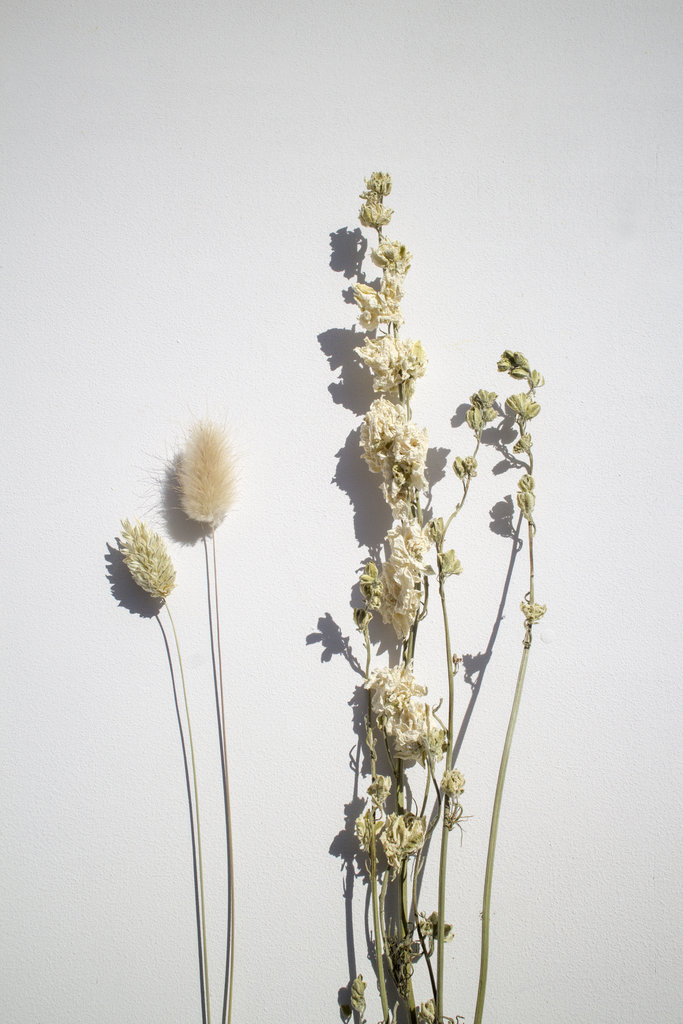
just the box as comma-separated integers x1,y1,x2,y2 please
2,1,682,1022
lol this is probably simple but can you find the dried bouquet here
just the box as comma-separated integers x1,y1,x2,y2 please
340,173,546,1024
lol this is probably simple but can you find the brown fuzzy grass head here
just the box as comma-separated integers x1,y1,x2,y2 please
178,421,237,527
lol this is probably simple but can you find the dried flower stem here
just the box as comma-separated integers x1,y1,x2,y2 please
473,370,542,1024
363,628,391,1024
435,549,457,1024
164,599,211,1024
205,528,235,1024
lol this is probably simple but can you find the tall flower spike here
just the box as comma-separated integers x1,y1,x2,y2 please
120,519,176,599
178,421,236,527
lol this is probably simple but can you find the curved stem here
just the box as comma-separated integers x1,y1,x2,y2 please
474,397,538,1024
156,615,208,1024
165,599,211,1024
472,641,531,1024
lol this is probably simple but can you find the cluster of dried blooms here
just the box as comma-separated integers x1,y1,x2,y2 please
342,173,546,1024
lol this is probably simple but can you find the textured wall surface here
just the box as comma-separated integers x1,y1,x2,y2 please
2,2,682,1022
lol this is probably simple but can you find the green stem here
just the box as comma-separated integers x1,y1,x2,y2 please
211,528,235,1024
364,629,391,1024
435,550,456,1024
472,640,531,1024
165,599,211,1024
474,396,537,1024
396,761,418,1024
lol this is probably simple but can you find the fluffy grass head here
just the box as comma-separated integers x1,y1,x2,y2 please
120,519,176,599
178,421,236,527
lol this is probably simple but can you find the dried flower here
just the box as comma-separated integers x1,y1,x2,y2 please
376,520,430,639
360,398,428,511
353,282,403,331
441,768,466,799
178,422,236,527
355,335,427,396
521,601,547,623
355,809,382,853
380,812,426,877
371,239,412,275
120,519,176,599
368,774,392,808
361,171,392,197
359,200,394,229
365,663,438,760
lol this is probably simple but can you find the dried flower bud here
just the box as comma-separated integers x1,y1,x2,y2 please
353,607,373,631
371,239,412,274
530,369,545,389
418,999,437,1023
466,405,483,433
521,601,547,623
368,774,392,808
359,200,393,229
517,490,536,518
497,349,531,378
362,171,392,197
355,810,382,853
470,389,498,410
359,561,384,609
438,549,463,578
506,393,541,420
427,517,444,545
178,422,236,527
418,911,454,943
513,433,533,454
518,473,535,493
120,519,176,600
441,768,466,799
350,975,367,1015
453,456,478,480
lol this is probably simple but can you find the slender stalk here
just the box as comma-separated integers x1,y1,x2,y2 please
473,391,539,1024
157,615,208,1024
412,769,438,1004
364,628,391,1024
164,599,211,1024
396,759,418,1024
210,527,235,1024
472,641,531,1024
435,551,456,1024
370,822,391,1023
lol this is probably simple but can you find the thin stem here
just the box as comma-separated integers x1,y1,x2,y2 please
412,770,438,1004
435,550,456,1024
364,628,391,1024
156,615,207,1024
396,761,418,1024
210,527,235,1024
443,436,481,538
370,825,391,1023
474,390,538,1024
472,641,531,1024
165,599,211,1024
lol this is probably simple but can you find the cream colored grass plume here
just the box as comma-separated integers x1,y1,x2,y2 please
178,421,236,527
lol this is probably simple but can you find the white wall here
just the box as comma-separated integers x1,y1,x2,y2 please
2,2,682,1022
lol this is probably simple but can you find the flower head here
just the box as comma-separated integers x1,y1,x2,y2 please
380,812,426,877
178,421,236,527
120,519,176,599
